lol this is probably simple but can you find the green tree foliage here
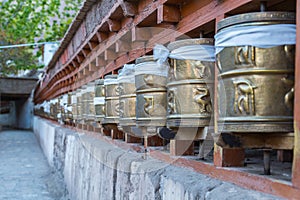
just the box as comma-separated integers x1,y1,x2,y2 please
0,0,82,76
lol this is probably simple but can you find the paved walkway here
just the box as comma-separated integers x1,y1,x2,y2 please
0,130,57,200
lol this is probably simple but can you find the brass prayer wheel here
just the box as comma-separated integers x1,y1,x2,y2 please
118,64,136,134
102,75,119,125
216,12,295,133
66,92,73,123
85,82,96,123
94,79,105,122
81,85,88,122
76,88,83,123
71,91,77,122
166,39,214,137
135,56,168,135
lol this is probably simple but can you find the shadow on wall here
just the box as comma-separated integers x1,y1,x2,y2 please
0,96,34,130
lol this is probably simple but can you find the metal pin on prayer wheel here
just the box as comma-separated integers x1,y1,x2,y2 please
263,149,272,175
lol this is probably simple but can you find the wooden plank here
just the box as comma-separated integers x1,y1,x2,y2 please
96,32,109,42
115,40,131,53
88,41,98,50
157,4,181,24
104,49,117,61
292,0,300,189
121,1,138,17
131,27,152,42
214,145,245,167
170,140,194,156
107,19,121,32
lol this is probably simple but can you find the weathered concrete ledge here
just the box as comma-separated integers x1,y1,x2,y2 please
33,116,282,200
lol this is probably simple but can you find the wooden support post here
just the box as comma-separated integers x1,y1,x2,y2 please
146,135,164,147
96,56,107,67
116,40,131,53
121,1,137,17
105,49,117,61
81,49,90,58
107,19,121,32
111,129,124,140
94,127,102,133
89,62,97,72
157,4,181,24
125,133,142,143
96,32,108,42
72,60,79,68
88,41,98,50
214,144,245,167
87,124,94,132
132,27,151,42
76,55,84,63
278,150,293,162
170,140,194,156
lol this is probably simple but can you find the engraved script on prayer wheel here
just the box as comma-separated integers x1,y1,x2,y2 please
215,12,296,133
118,64,136,134
135,56,168,135
102,75,119,125
94,79,105,123
166,39,214,133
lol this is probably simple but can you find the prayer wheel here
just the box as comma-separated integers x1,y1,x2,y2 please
85,82,96,124
76,88,83,124
94,79,105,123
135,56,168,136
81,85,88,122
71,91,78,122
166,39,215,140
102,75,119,125
66,92,73,123
118,64,136,134
215,12,295,133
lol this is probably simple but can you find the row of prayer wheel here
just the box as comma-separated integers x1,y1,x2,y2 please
35,11,296,146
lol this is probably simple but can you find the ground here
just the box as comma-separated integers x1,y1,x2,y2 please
0,129,67,200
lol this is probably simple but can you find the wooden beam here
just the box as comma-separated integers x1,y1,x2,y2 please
115,40,131,53
131,27,152,42
104,49,117,61
96,32,109,42
157,4,181,24
89,62,97,72
107,19,121,32
96,56,107,67
76,55,84,63
81,49,90,58
293,0,300,189
121,1,137,17
88,41,98,50
72,60,79,68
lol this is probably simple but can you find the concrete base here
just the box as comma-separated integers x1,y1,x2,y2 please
33,116,281,200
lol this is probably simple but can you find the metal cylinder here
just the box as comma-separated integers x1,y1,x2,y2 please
66,92,73,123
216,12,295,133
94,79,106,122
76,88,83,123
118,64,136,134
85,82,96,123
135,56,168,132
103,75,119,124
71,91,78,122
167,39,214,132
81,85,88,122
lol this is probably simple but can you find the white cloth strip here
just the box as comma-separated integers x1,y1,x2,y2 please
214,24,296,54
94,97,105,105
135,62,169,77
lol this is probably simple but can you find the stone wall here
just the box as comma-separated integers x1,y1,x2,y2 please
33,116,282,200
0,101,16,128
